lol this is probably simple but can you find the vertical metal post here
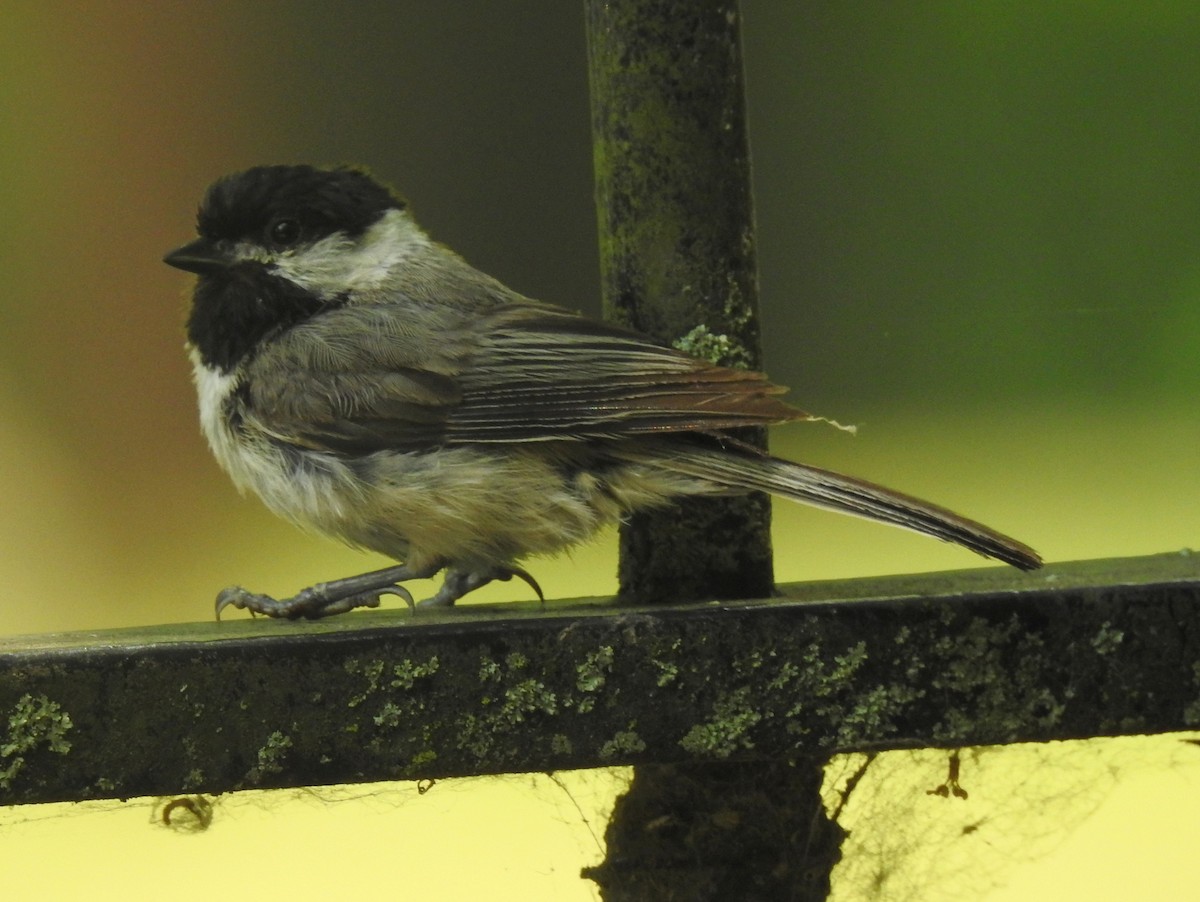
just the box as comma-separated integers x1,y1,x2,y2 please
586,0,774,604
584,4,841,898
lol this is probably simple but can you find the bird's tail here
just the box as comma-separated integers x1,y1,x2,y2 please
666,448,1042,571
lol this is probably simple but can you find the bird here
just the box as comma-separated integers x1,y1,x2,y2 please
163,164,1041,619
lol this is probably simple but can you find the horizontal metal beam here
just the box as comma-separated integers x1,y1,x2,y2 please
1,552,1197,806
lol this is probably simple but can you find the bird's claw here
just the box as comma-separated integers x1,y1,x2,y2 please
215,584,391,620
500,565,545,604
214,562,541,619
377,584,416,612
417,564,545,607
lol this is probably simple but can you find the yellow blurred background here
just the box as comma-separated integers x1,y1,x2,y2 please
1,3,1197,899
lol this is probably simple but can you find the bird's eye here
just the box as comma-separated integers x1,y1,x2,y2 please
268,218,302,248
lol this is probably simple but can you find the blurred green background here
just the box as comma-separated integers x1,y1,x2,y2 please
1,3,1197,900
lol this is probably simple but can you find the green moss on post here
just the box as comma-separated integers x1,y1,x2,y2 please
587,0,773,604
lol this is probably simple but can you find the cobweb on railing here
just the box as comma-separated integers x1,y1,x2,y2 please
822,733,1200,901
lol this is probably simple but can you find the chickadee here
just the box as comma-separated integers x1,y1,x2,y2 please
164,164,1041,619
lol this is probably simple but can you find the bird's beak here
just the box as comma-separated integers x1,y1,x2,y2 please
163,238,230,275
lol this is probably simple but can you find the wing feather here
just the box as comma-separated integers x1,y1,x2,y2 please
243,298,809,453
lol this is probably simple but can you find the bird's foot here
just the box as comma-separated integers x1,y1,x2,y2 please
215,563,434,620
214,561,544,618
419,564,545,607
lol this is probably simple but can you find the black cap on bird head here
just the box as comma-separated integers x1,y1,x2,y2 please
195,164,406,247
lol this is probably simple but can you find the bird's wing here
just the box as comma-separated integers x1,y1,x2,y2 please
244,300,808,454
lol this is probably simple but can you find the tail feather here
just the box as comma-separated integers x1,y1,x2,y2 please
668,449,1042,571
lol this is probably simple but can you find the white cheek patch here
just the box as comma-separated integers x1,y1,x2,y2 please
271,208,429,299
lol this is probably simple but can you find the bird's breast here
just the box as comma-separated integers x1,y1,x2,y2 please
189,351,363,533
